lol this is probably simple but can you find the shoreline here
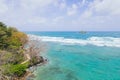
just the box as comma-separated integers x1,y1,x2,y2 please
22,57,48,80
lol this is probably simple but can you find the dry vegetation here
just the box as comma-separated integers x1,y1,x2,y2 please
0,22,45,80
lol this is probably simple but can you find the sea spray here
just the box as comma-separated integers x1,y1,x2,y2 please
28,34,120,47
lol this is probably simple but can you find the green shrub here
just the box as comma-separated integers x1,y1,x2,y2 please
0,22,29,77
0,22,28,51
3,64,27,77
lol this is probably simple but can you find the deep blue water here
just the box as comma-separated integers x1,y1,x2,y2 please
26,32,120,80
26,31,120,39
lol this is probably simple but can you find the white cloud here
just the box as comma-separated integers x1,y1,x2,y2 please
81,10,92,18
81,0,86,6
0,0,56,28
21,0,55,10
53,16,64,22
59,2,66,9
80,0,120,24
0,0,8,14
73,0,120,31
28,17,47,24
53,0,66,10
0,0,120,31
67,4,78,16
89,0,120,16
80,0,120,19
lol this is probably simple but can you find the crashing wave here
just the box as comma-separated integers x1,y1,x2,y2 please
28,34,120,48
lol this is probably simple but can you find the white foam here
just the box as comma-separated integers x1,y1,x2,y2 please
28,34,120,48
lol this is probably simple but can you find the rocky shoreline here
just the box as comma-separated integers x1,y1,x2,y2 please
22,57,48,80
7,56,47,80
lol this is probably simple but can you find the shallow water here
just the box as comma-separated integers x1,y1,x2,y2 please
26,32,120,80
33,43,120,80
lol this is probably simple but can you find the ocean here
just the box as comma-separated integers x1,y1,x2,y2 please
26,32,120,80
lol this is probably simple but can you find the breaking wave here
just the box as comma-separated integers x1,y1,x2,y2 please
28,34,120,48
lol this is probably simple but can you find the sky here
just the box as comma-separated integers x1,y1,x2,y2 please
0,0,120,31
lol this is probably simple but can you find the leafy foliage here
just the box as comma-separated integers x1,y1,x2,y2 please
0,22,28,78
0,22,44,79
0,22,28,51
3,64,27,77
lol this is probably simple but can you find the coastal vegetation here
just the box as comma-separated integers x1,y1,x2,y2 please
0,22,45,80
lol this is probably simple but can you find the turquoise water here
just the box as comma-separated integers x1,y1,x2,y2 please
26,31,120,39
27,32,120,80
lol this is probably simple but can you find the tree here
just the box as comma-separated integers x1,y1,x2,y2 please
7,31,28,52
0,22,46,79
0,22,28,51
0,22,28,78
